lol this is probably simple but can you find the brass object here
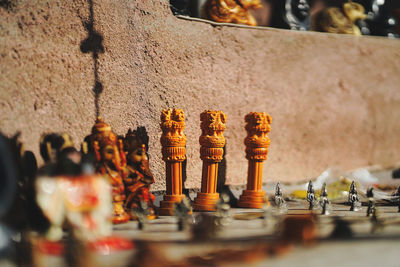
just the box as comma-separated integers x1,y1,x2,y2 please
317,1,367,36
202,0,262,26
193,110,227,211
159,108,187,216
238,112,271,209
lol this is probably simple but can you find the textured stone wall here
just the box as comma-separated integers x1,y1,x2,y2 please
1,0,400,190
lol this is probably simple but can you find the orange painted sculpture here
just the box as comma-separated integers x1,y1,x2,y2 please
86,117,130,224
193,110,227,211
238,112,272,208
123,129,156,219
159,108,187,216
202,0,262,26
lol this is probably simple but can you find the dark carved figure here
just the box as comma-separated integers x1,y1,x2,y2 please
306,180,318,210
348,181,361,211
123,129,156,219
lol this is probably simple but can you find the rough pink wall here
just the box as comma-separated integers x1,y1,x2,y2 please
1,0,399,190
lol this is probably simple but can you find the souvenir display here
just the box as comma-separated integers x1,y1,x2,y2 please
306,180,319,210
123,129,156,219
158,109,187,215
193,110,227,211
316,1,367,35
238,112,272,209
202,0,262,26
85,118,130,224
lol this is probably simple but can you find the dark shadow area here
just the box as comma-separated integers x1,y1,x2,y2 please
182,159,191,199
80,0,104,118
216,144,238,207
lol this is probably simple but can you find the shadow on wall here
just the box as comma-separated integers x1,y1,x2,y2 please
80,0,104,118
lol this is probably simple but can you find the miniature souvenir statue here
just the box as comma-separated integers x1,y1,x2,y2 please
238,112,272,209
202,0,262,26
133,201,150,230
306,181,318,210
316,1,367,35
123,129,156,219
193,110,227,211
366,187,375,217
270,0,311,30
36,161,113,242
174,197,192,231
274,182,287,210
348,181,361,211
159,109,187,215
215,193,231,226
86,117,130,223
319,183,330,215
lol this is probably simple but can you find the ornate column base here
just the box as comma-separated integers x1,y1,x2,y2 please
237,190,268,209
193,192,220,211
158,194,186,216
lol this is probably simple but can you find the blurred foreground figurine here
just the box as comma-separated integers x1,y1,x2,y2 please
274,182,287,211
85,118,130,223
366,188,375,217
270,0,311,31
306,181,318,210
36,160,113,242
159,109,187,215
319,183,330,215
215,193,231,226
193,110,227,211
238,112,272,208
348,181,361,211
316,0,367,35
174,197,192,231
124,129,156,219
202,0,262,26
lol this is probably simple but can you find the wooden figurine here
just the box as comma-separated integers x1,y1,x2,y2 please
238,112,271,209
159,109,187,215
193,110,227,211
86,117,130,224
202,0,262,26
123,129,156,219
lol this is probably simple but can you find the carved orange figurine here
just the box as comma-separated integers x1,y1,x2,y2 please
87,117,130,223
202,0,262,26
193,110,227,211
159,109,187,216
238,112,272,208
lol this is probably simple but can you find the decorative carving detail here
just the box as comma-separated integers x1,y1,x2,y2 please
244,112,272,161
199,110,226,162
160,109,187,162
202,0,262,26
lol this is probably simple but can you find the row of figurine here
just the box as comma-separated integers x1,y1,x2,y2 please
0,109,273,242
171,0,399,38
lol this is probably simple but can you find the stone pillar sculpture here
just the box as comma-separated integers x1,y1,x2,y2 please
159,109,187,216
238,112,272,208
193,110,227,211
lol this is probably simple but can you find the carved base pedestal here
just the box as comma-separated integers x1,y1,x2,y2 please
193,192,220,211
158,194,186,216
238,190,268,209
112,201,130,224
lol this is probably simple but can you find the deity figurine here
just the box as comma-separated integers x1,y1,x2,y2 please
85,117,130,224
202,0,262,26
123,128,156,219
315,1,367,35
306,180,318,210
270,0,311,30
